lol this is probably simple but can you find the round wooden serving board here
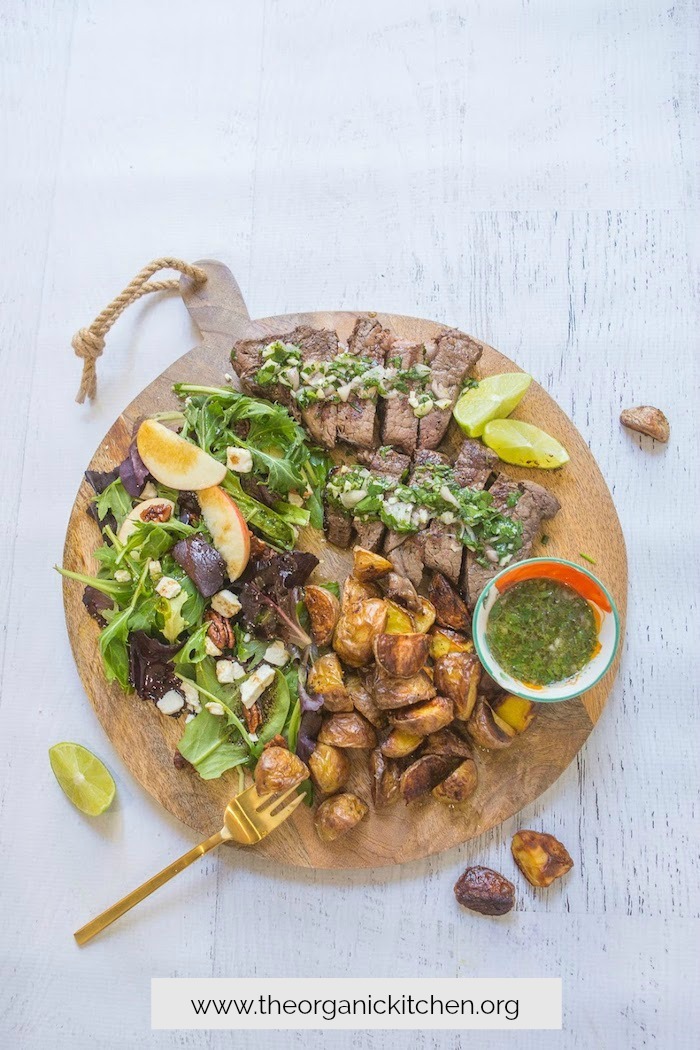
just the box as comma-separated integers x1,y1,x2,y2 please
63,260,627,869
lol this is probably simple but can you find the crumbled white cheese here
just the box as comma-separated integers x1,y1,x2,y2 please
205,635,223,657
185,712,196,723
155,576,182,599
148,559,162,580
180,679,201,712
239,663,275,708
224,372,233,382
205,701,226,717
230,661,246,681
114,569,131,583
243,633,251,643
263,640,289,666
156,690,185,715
140,481,158,500
226,447,254,473
215,660,236,684
211,589,242,618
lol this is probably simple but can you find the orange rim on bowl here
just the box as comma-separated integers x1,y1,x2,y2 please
472,557,620,703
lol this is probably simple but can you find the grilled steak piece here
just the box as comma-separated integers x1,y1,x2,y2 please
462,475,561,606
336,318,394,448
388,535,424,588
357,447,411,477
231,330,299,413
325,505,354,549
453,438,499,490
418,329,483,449
411,449,462,583
353,519,385,552
378,571,421,612
292,325,339,449
381,339,423,452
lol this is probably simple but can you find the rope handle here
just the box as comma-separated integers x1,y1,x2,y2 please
71,257,207,403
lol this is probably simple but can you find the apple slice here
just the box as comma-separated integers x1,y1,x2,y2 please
117,497,176,544
136,419,226,491
198,486,251,581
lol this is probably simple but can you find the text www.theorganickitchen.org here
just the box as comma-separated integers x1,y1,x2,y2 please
190,993,519,1021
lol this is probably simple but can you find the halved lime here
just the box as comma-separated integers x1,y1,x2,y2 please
482,419,569,469
453,373,532,437
49,742,116,816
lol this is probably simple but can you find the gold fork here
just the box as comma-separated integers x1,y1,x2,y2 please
74,783,303,946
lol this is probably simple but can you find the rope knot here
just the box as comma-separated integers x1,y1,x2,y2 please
72,326,106,362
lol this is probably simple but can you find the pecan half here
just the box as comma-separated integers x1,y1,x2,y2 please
204,609,235,651
454,866,515,916
244,701,262,733
511,830,573,888
141,501,173,523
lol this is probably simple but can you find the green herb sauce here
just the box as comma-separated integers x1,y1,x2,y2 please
486,579,597,685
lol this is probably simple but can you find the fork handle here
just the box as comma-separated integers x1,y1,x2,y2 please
74,827,230,946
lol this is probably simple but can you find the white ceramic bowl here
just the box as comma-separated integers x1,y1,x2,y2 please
472,557,620,702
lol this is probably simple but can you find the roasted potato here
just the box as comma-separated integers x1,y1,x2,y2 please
423,727,473,760
341,576,380,612
400,754,460,803
433,651,481,721
492,694,537,735
318,711,377,749
380,727,424,758
465,695,516,750
352,546,393,582
432,757,478,804
308,742,351,795
373,632,429,678
254,746,309,795
454,866,515,915
333,598,387,667
429,626,473,660
304,585,340,646
389,695,454,737
346,673,388,728
308,653,352,712
379,571,421,612
315,792,368,842
369,749,402,808
373,665,436,710
511,830,573,887
427,573,471,631
412,597,436,634
384,600,415,634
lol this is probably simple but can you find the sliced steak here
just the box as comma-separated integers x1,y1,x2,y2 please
336,318,394,448
289,325,339,449
410,449,462,583
357,447,411,478
418,329,483,449
381,339,423,452
453,438,499,490
378,571,421,612
387,535,424,588
353,519,385,552
231,330,299,413
325,505,354,549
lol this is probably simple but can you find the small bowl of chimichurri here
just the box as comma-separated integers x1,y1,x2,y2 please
473,558,620,702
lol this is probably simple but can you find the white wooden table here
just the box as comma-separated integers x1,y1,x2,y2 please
1,2,697,1047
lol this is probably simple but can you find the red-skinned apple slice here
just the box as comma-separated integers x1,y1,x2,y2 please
198,486,251,581
136,419,226,490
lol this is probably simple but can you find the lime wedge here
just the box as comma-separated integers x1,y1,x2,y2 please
49,742,116,816
482,419,570,469
453,373,532,437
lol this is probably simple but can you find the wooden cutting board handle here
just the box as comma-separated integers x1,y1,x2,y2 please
179,259,252,352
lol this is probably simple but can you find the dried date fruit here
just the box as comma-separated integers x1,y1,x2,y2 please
511,830,573,888
454,865,515,916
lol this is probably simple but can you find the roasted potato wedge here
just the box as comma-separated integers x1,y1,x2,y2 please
384,600,415,634
369,749,402,808
315,792,368,842
304,585,340,647
492,694,537,735
379,571,421,612
465,695,516,750
400,754,460,803
308,742,351,795
333,598,387,667
428,573,471,631
380,727,424,758
511,830,573,887
412,597,436,634
346,673,387,728
352,546,393,582
428,626,473,660
308,653,352,712
254,746,309,795
423,727,473,760
434,651,481,721
341,576,380,612
432,757,478,804
373,632,429,678
318,711,377,749
373,665,436,710
390,694,454,737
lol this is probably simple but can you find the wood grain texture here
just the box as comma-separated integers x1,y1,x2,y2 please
62,260,626,869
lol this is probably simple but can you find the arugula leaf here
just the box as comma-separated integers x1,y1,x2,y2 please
272,501,311,528
94,479,133,528
222,474,297,550
157,590,189,643
303,449,332,530
177,706,249,780
174,623,210,669
97,563,150,688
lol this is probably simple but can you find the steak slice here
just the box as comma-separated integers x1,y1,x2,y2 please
462,474,561,606
357,447,411,477
387,535,424,588
291,325,339,449
353,520,385,552
418,329,483,449
453,438,499,490
231,330,299,413
325,505,354,549
335,318,394,448
381,339,423,452
411,449,462,584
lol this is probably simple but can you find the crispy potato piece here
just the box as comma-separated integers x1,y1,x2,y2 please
341,576,380,613
318,711,377,749
369,749,402,808
428,573,471,631
373,665,436,710
384,600,415,634
308,742,351,795
400,754,460,803
432,758,478,804
378,571,422,612
304,585,340,647
374,632,429,678
511,830,574,887
308,653,352,712
423,727,473,760
315,792,368,842
333,598,387,667
492,694,537,735
352,546,393,582
434,651,481,721
429,626,474,660
454,866,515,915
346,673,388,728
412,597,436,634
254,746,309,795
380,727,424,758
465,695,516,750
390,695,454,737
